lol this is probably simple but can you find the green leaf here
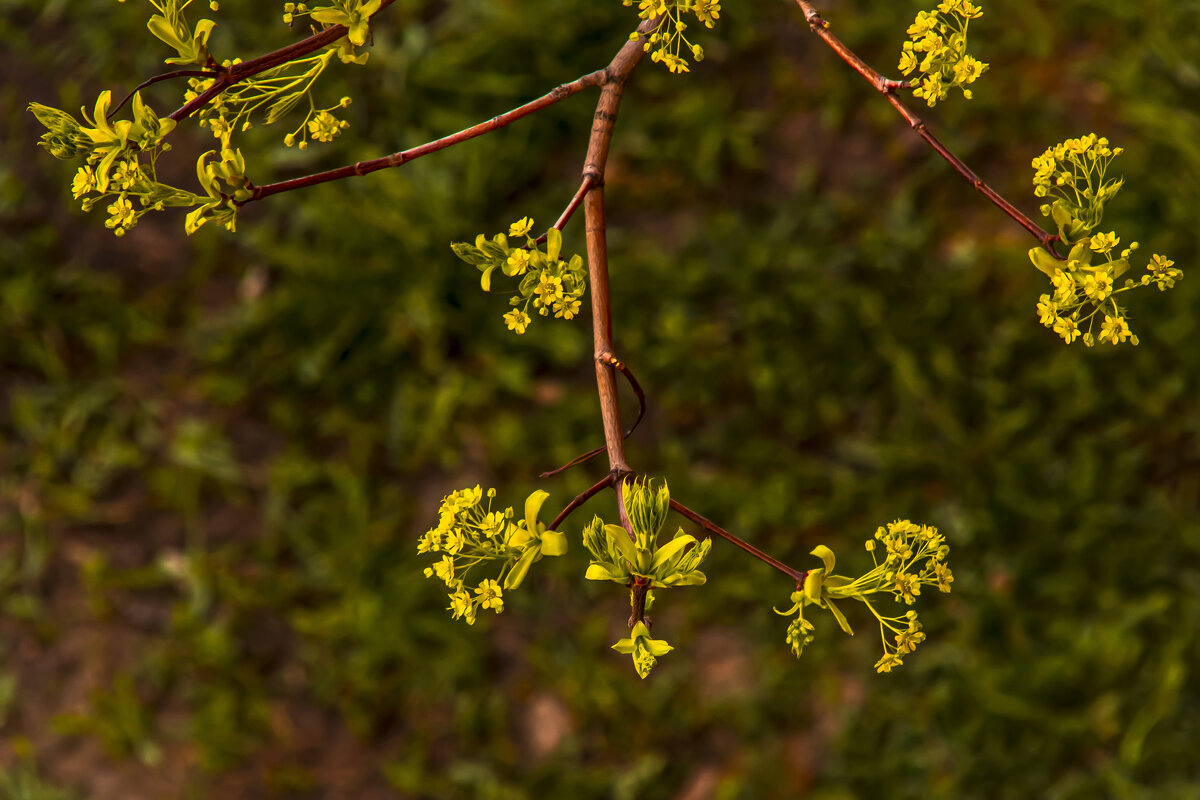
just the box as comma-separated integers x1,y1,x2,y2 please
540,529,568,557
810,544,836,574
1029,246,1061,277
803,568,824,604
586,562,627,582
824,596,854,636
545,227,563,262
480,265,497,292
504,546,539,590
1050,200,1076,242
1067,239,1093,267
450,242,489,266
645,638,674,657
657,570,706,587
650,534,695,573
479,240,507,260
635,546,653,575
524,489,549,535
604,524,638,569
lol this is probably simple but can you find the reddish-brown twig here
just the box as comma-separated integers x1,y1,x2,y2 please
532,176,594,247
669,499,808,584
546,474,615,532
538,352,646,478
169,0,399,122
793,0,1062,257
111,69,221,119
247,70,606,202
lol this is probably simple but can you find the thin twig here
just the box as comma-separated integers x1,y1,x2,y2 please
793,0,1062,257
546,474,614,532
247,70,606,202
169,0,399,121
532,175,594,247
538,351,646,478
110,69,221,119
669,499,808,584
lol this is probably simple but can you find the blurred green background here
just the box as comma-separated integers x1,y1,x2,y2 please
3,0,1199,797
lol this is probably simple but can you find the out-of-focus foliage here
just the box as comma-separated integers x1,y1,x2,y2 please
2,0,1199,797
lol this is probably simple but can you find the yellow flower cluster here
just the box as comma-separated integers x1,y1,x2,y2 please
451,220,588,335
775,520,951,673
624,0,720,74
31,91,203,238
1030,134,1181,346
897,1,988,107
418,486,567,625
185,52,351,151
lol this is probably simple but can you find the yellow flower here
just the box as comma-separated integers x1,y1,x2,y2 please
308,110,344,143
874,652,904,673
503,309,531,334
1098,314,1132,345
934,562,954,592
71,165,96,199
1081,273,1113,302
105,195,135,232
1053,316,1080,343
553,298,582,320
508,216,534,237
1089,231,1119,254
506,249,531,275
1036,295,1059,327
447,589,476,625
474,579,504,612
907,10,940,37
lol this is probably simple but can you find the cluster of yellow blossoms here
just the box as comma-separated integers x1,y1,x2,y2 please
184,54,352,151
1029,134,1181,346
776,520,952,673
451,219,588,335
417,487,567,625
898,1,988,107
624,0,720,74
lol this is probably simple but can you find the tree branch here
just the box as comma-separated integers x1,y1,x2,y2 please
793,0,1062,256
546,474,614,532
669,499,808,584
581,22,656,482
169,0,399,122
111,69,221,119
538,352,646,478
245,69,606,202
532,175,594,248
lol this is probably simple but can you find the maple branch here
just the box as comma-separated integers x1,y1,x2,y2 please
669,499,808,584
546,474,614,532
170,0,399,122
538,352,646,478
532,175,594,247
248,70,606,202
111,69,220,119
793,0,1062,256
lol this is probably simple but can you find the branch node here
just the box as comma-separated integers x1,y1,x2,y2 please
581,167,605,188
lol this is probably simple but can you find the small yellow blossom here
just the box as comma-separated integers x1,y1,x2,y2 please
508,216,534,237
503,309,531,334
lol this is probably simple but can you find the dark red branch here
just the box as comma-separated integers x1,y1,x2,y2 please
532,176,594,247
669,499,808,584
111,69,221,119
246,70,606,202
538,352,646,479
546,474,614,532
793,0,1061,256
169,0,399,121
